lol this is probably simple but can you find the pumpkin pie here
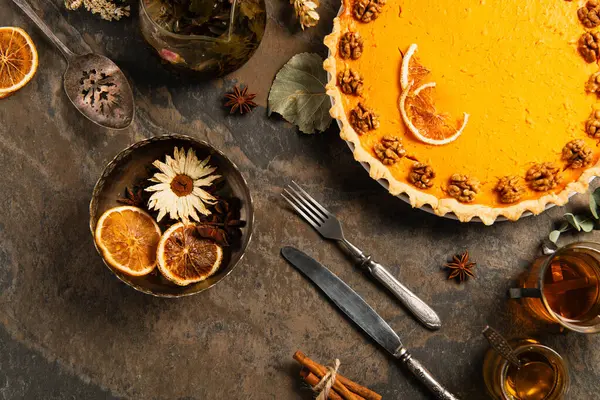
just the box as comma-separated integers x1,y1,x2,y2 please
324,0,600,224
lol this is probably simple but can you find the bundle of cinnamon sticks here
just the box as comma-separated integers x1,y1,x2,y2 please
293,351,382,400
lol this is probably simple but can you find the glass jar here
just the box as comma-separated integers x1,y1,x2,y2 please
483,339,569,400
139,0,266,79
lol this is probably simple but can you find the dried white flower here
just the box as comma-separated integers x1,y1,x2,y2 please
146,147,221,223
291,0,320,29
64,0,130,21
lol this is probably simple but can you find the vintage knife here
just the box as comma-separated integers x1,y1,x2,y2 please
281,246,459,400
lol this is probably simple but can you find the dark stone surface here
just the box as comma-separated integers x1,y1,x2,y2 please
1,0,600,399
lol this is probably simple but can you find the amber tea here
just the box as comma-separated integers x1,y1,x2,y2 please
483,339,569,400
510,242,600,333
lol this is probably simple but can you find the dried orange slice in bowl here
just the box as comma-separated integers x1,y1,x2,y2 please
157,222,223,286
0,27,38,97
94,206,162,277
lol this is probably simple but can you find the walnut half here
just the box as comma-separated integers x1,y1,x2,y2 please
339,32,364,60
526,162,560,192
586,110,600,138
349,102,379,134
353,0,386,23
374,136,406,165
579,32,600,63
494,176,525,204
409,163,435,189
447,174,480,203
562,139,594,169
579,1,600,29
338,67,363,96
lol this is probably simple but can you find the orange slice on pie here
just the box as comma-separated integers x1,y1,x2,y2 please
399,44,469,146
157,222,223,286
0,27,38,97
95,206,162,276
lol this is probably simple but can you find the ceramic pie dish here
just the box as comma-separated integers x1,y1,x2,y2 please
324,0,600,225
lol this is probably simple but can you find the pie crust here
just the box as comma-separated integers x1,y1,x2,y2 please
323,7,600,225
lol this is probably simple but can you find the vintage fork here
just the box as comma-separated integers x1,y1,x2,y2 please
282,181,442,330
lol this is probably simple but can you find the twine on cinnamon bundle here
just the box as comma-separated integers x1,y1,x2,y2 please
293,350,382,400
313,359,341,400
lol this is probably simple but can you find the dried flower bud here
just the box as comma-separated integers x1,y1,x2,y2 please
65,0,130,21
291,0,320,29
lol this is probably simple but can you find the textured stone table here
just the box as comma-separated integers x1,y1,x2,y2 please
2,1,600,399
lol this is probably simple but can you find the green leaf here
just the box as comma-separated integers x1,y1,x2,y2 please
549,230,561,244
564,213,581,231
268,53,332,134
591,187,600,219
558,221,570,232
580,218,595,232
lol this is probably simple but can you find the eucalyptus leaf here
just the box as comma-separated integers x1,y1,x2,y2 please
268,53,332,134
558,221,570,232
591,187,600,219
564,213,581,231
549,230,561,244
581,218,595,232
564,213,591,232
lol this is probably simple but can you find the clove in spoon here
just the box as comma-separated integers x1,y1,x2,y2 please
11,0,134,129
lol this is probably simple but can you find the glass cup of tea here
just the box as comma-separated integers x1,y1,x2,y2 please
483,338,570,400
509,241,600,333
139,0,266,79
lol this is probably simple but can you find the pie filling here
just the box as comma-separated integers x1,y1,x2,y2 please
329,0,600,211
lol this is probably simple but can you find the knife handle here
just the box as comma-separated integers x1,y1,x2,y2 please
397,348,460,400
365,259,442,330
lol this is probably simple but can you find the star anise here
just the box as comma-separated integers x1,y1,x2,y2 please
224,85,257,114
117,186,144,207
444,251,476,282
196,197,247,246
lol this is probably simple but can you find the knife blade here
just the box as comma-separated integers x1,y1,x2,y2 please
281,246,459,400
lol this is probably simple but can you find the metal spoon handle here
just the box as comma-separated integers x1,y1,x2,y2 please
482,326,521,368
11,0,76,59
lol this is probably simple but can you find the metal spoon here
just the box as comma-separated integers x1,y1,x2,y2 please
482,325,521,369
11,0,134,129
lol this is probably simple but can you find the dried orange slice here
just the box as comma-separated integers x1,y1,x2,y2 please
399,44,469,146
0,27,38,97
157,222,223,286
95,206,161,277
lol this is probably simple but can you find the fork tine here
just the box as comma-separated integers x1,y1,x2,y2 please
282,191,321,230
286,185,328,221
291,181,332,218
283,188,324,224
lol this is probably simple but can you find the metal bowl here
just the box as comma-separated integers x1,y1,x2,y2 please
89,135,254,297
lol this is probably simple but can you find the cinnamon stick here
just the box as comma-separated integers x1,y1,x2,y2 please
300,368,344,400
293,351,382,400
294,351,358,400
